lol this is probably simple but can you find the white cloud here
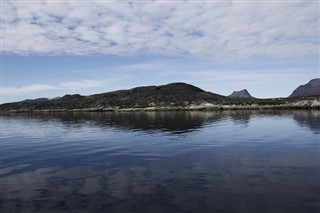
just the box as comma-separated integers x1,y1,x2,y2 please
1,80,109,96
2,84,57,96
60,80,107,90
1,0,318,58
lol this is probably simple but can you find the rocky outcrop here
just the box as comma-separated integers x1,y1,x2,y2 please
228,89,253,98
289,79,320,97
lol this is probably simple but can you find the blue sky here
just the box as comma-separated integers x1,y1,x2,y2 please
1,0,319,103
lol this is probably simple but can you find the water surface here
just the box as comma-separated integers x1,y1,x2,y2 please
1,110,320,213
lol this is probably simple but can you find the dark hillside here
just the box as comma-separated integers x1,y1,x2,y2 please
0,83,224,111
289,79,320,97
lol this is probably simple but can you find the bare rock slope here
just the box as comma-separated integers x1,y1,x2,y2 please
289,79,320,98
228,89,253,98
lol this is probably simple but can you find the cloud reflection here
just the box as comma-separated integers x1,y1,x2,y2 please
1,148,319,213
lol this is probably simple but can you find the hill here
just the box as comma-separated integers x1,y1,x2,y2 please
1,81,319,112
0,82,225,111
228,89,253,98
289,79,320,97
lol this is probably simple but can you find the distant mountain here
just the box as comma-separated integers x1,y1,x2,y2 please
228,89,253,98
289,79,320,97
0,82,225,111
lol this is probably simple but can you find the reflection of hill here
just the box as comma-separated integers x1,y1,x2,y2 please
292,110,320,133
229,110,320,133
2,110,319,134
9,111,227,134
88,112,225,133
226,111,252,125
255,110,320,133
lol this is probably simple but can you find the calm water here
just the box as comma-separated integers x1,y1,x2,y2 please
1,110,319,213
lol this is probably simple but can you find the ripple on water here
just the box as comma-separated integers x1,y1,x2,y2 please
1,111,319,213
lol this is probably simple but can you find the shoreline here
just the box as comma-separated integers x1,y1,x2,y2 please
3,100,320,113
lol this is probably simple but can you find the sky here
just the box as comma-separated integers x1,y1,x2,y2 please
1,0,319,103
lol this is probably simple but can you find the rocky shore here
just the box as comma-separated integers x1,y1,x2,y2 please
4,99,319,113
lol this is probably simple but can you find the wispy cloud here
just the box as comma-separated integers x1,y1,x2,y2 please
2,84,57,96
2,1,318,58
1,80,109,96
60,80,107,90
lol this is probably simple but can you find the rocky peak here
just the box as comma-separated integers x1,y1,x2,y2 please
228,89,253,98
289,78,320,97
